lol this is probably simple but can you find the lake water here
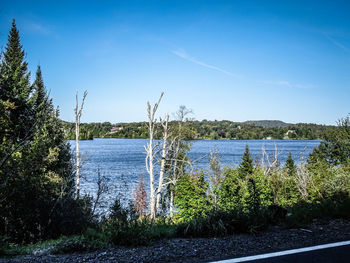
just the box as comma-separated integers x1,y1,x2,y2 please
70,138,320,202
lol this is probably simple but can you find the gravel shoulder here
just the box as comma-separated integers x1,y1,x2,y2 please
1,219,350,263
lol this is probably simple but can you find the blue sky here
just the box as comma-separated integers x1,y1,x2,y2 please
1,0,349,125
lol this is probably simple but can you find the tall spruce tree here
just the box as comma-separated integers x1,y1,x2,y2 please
238,144,254,178
309,114,350,166
32,65,50,116
0,21,81,242
23,66,76,240
0,19,34,242
285,152,296,176
0,19,32,143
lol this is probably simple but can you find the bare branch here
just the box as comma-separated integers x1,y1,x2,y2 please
75,90,88,198
145,92,164,220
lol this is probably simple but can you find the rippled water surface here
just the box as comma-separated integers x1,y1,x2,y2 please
70,138,320,199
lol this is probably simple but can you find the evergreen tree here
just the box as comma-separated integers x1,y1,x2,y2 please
21,66,76,240
0,22,80,242
32,65,50,117
174,172,209,222
309,114,350,166
217,168,243,211
238,144,254,178
247,178,261,215
285,152,296,176
0,20,34,241
0,19,33,143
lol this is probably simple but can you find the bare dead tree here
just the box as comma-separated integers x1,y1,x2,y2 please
295,162,310,200
167,105,193,217
260,144,282,175
155,114,171,214
145,92,163,220
92,168,110,216
133,174,148,218
74,90,87,198
209,147,222,210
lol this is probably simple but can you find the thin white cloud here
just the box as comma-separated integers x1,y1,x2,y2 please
262,80,314,89
172,49,242,78
295,24,350,54
25,21,51,35
324,34,350,54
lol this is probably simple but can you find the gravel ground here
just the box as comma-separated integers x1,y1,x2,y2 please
1,219,350,263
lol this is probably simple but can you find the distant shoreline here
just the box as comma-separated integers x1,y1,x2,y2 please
72,137,323,141
62,119,334,141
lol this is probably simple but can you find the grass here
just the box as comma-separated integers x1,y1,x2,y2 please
1,237,76,256
0,232,110,257
285,198,350,228
2,197,350,256
0,222,178,256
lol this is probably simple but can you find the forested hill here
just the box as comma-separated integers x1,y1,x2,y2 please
62,120,335,140
243,120,292,128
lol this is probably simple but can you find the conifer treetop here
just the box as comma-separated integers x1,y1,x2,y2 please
238,144,254,178
1,19,30,100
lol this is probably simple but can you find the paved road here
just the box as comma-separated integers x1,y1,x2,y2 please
212,241,350,263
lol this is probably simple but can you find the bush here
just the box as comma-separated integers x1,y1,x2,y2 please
47,196,95,239
323,167,350,200
174,172,210,222
176,207,281,237
217,168,245,212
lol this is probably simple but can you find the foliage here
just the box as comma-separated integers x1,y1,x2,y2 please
309,114,350,166
0,20,93,243
47,196,95,238
238,144,254,178
2,146,350,251
100,196,176,246
1,19,350,253
133,175,148,218
61,119,336,140
249,168,273,207
209,147,222,210
174,172,210,222
285,152,297,176
162,106,194,218
322,167,350,199
217,167,244,211
0,232,108,256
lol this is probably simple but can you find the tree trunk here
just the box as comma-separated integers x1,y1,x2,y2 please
169,189,174,218
145,92,163,220
74,91,87,198
75,116,80,197
149,126,156,219
155,115,169,214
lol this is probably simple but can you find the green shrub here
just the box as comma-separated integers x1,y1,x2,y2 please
176,207,278,237
322,167,350,199
47,195,95,239
251,168,274,207
217,167,245,212
286,197,350,228
174,171,210,222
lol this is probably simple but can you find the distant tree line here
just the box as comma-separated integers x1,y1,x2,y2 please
62,119,336,140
